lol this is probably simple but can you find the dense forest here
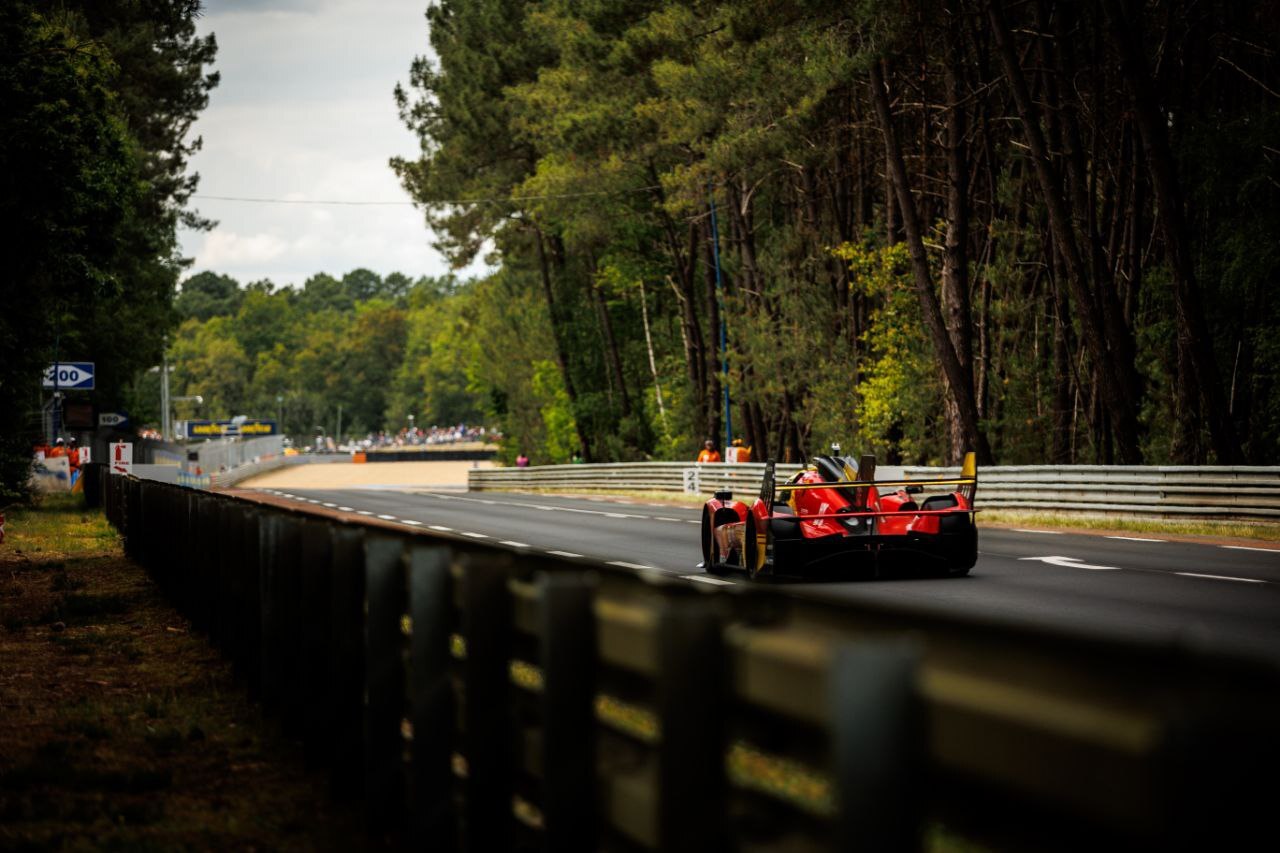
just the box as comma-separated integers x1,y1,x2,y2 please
387,0,1278,465
147,269,499,445
1,1,217,499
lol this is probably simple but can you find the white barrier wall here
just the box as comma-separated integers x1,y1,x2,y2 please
469,462,1280,520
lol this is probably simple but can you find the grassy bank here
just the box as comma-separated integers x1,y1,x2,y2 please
0,494,364,850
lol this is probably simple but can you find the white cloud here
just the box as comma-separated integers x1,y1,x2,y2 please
179,0,492,287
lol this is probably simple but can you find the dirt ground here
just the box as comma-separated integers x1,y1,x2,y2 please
0,496,366,851
238,459,491,490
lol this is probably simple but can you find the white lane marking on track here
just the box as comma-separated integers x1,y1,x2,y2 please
499,541,529,548
546,550,582,558
307,499,322,504
377,514,397,520
1221,545,1278,553
337,506,354,512
608,561,658,571
1176,572,1266,584
1013,529,1063,535
423,492,693,524
655,517,683,522
428,525,453,532
684,574,735,586
322,502,337,508
356,510,373,516
400,520,422,526
686,521,701,525
461,532,488,539
1018,555,1122,571
1105,536,1166,542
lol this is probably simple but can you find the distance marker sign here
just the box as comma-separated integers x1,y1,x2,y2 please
42,362,95,390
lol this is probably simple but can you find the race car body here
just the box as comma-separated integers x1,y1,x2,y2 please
701,451,978,579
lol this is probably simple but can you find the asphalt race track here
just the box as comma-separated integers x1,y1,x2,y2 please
256,486,1280,663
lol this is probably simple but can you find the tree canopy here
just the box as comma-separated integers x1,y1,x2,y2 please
390,0,1279,465
0,1,217,500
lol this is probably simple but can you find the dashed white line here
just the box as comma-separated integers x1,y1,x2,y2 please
1105,536,1166,543
655,517,683,522
356,510,373,516
307,499,322,505
608,561,658,571
546,550,582,559
684,574,735,586
1175,572,1266,584
400,520,423,526
322,502,337,508
1013,529,1063,535
499,540,530,548
1221,545,1277,553
460,531,488,539
377,514,397,520
428,525,453,532
337,506,354,512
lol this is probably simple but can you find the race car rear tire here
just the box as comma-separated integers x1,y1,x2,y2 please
944,526,978,577
745,516,765,581
702,507,723,573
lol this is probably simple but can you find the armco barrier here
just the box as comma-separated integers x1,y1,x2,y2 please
100,473,1280,849
469,462,1280,520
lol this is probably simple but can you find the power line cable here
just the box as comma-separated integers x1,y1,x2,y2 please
193,184,664,207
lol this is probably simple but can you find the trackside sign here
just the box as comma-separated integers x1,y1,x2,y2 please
42,362,95,390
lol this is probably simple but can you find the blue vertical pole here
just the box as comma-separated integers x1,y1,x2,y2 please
707,183,732,452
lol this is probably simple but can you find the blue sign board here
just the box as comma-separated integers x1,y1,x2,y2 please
42,362,95,390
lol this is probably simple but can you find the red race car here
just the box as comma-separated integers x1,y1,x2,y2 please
701,449,978,579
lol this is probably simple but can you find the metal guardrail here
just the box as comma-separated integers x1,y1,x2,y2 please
98,472,1280,850
470,462,1280,520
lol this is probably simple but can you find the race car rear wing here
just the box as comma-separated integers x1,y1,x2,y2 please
761,452,978,508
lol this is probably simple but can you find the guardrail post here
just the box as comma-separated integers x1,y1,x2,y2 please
539,573,597,853
829,643,922,853
460,553,514,853
657,597,727,852
239,504,263,693
406,544,456,850
189,492,213,632
301,517,335,769
329,524,366,800
211,500,232,653
258,513,283,714
222,504,246,668
364,533,407,833
275,514,305,737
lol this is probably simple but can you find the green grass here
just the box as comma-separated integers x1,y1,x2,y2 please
979,510,1280,541
3,492,120,558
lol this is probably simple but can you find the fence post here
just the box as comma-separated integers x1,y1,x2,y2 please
539,572,597,853
329,524,367,800
406,544,456,851
301,517,335,769
830,643,922,853
275,514,305,737
258,513,283,714
239,504,263,694
461,553,514,853
657,597,727,852
364,533,407,833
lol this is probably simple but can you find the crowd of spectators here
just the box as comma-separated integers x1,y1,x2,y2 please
348,423,497,451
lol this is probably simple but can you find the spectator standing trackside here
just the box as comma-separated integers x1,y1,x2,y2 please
727,437,752,464
696,439,721,464
516,452,530,468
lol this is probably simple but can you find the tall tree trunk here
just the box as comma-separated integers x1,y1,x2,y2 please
701,218,723,446
1102,0,1245,463
987,0,1143,463
942,6,974,464
870,59,993,464
532,226,591,461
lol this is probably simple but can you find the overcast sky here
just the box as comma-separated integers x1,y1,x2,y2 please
177,0,492,288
